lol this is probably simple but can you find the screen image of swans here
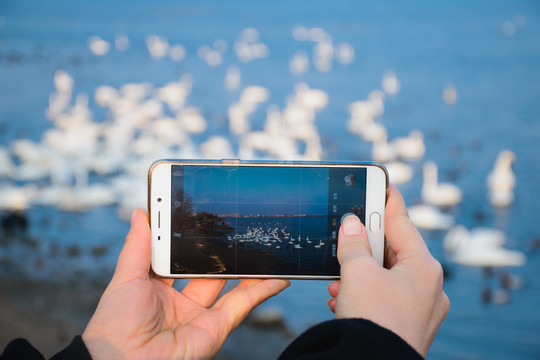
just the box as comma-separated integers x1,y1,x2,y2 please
171,213,338,276
223,216,335,275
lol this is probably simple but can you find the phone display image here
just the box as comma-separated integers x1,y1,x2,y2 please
169,165,367,277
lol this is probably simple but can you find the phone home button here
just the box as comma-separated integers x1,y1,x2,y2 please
369,212,381,233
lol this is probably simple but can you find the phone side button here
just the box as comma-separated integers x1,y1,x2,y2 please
369,212,381,233
222,159,240,164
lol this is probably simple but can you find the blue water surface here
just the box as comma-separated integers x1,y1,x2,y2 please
1,0,540,358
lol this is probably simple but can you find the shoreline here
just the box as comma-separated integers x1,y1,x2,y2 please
0,275,105,358
0,275,293,359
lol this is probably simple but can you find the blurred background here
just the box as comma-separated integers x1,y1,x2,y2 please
0,0,539,358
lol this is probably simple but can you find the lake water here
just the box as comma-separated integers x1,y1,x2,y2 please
1,0,540,358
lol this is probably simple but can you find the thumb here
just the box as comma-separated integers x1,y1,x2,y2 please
337,214,372,267
112,208,152,283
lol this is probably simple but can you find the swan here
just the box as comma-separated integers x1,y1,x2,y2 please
199,136,235,159
385,161,413,184
421,161,462,207
487,150,516,208
393,130,426,160
295,86,329,111
361,121,388,143
146,35,169,59
382,71,401,96
0,185,34,211
443,225,526,267
225,65,242,91
0,147,14,178
371,134,397,162
407,204,454,230
87,36,110,56
35,165,117,211
54,70,74,94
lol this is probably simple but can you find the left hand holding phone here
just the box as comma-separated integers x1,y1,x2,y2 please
82,208,290,359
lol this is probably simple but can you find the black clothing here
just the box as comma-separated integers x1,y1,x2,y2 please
279,318,423,359
0,336,91,360
1,319,422,359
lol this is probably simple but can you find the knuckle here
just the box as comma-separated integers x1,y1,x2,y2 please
338,239,372,260
414,255,446,295
442,292,451,313
424,256,445,281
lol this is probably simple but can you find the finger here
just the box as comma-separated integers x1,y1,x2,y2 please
181,279,228,308
158,277,175,287
384,244,398,269
337,214,372,266
384,184,429,257
327,298,336,313
112,208,152,283
328,280,340,298
214,279,290,329
150,267,175,286
236,278,262,289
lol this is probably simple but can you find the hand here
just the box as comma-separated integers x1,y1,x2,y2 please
327,185,450,357
83,209,290,359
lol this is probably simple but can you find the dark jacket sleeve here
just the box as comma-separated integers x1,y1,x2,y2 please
1,336,92,360
278,318,424,360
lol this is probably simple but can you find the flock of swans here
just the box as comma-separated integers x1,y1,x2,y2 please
0,26,525,274
227,226,325,252
343,76,524,271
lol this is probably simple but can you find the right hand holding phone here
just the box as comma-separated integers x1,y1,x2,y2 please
327,185,450,358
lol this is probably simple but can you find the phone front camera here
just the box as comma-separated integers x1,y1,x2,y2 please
157,198,162,202
344,174,357,186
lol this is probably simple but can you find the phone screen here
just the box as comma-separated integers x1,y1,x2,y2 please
170,165,367,276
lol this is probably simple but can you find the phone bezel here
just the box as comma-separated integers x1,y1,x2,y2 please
149,159,388,279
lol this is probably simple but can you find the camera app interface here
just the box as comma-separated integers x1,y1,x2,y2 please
170,165,366,276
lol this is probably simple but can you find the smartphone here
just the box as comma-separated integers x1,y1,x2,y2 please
149,159,388,279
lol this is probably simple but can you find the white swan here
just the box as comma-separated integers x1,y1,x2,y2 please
487,150,516,208
407,204,454,230
385,161,413,184
36,181,116,212
422,161,462,207
361,121,388,143
371,134,397,163
393,130,426,160
0,185,35,211
443,225,526,267
0,147,14,178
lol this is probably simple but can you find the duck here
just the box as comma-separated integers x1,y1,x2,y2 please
421,161,462,207
443,225,526,267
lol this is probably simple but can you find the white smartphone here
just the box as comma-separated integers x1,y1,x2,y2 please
149,159,388,279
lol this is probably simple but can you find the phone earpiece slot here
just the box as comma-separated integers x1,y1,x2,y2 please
158,211,161,228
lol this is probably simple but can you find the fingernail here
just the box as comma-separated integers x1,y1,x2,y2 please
130,208,138,226
341,214,363,236
340,212,355,225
